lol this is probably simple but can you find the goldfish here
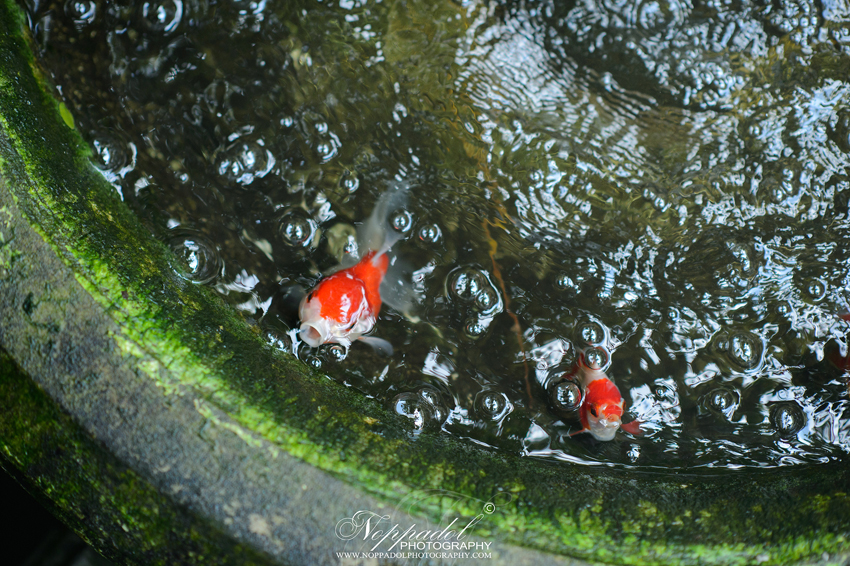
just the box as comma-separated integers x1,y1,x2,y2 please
298,186,409,351
571,350,642,441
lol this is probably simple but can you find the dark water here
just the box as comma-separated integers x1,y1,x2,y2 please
24,0,850,468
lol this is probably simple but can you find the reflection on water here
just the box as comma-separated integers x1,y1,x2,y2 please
26,0,850,468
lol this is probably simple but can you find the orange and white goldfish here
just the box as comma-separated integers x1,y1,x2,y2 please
572,351,642,441
298,186,408,351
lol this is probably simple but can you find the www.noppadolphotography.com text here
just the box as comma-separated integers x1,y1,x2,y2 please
333,493,503,562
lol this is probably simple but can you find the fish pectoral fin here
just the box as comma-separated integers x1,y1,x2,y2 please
569,427,590,438
358,335,394,356
620,419,644,436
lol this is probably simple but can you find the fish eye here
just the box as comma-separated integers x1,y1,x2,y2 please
589,405,598,418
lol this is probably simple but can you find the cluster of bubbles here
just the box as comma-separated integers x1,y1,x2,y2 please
446,267,504,340
215,139,276,186
28,0,850,468
390,387,450,433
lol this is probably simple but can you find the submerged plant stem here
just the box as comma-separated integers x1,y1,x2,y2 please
483,218,532,406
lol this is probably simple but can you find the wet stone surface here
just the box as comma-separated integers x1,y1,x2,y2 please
25,0,850,468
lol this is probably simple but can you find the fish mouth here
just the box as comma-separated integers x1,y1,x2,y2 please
589,416,621,441
299,323,325,347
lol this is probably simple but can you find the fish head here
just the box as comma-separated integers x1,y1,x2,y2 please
298,310,336,348
298,279,375,348
585,398,625,441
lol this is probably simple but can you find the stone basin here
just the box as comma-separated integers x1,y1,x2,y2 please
1,0,849,564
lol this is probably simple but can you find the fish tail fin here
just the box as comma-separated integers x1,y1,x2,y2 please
379,254,423,318
358,183,409,255
358,182,422,317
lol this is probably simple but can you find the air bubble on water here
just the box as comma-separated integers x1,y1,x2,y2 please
550,379,582,412
475,390,510,420
463,319,487,340
140,0,183,34
168,230,222,284
703,387,739,418
341,174,360,193
325,343,348,362
448,267,486,301
474,287,499,312
770,402,805,436
709,389,734,411
390,209,413,233
418,224,441,243
91,134,130,172
728,332,763,371
626,444,640,463
278,209,317,248
555,273,576,291
583,347,610,370
316,141,339,163
804,278,826,301
391,392,435,432
306,354,322,369
216,139,274,185
64,0,96,26
578,321,605,345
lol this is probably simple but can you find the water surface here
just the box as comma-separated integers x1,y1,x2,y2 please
25,0,850,468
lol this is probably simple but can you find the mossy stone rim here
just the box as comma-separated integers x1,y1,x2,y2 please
0,1,849,564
